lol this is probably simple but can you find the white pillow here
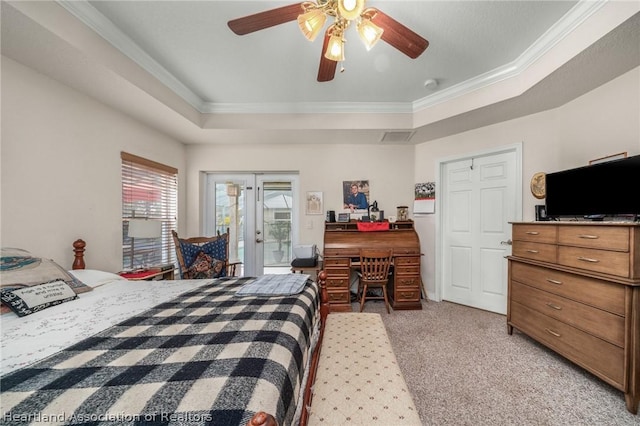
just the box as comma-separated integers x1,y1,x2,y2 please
67,269,126,288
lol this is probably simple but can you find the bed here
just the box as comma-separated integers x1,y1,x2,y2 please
0,240,330,426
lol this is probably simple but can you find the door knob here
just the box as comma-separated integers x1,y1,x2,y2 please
500,239,513,245
256,238,264,243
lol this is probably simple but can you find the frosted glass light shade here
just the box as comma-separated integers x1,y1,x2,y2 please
357,19,383,50
338,0,365,20
297,9,326,41
324,34,345,61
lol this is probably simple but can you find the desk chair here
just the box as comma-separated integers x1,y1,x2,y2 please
358,249,393,314
172,229,241,279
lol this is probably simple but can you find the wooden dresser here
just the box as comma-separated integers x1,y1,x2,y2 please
323,220,422,311
507,222,640,414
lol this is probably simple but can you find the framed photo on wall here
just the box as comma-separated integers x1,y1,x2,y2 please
342,180,370,211
306,191,323,215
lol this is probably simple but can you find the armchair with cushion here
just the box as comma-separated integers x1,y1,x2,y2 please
172,230,241,279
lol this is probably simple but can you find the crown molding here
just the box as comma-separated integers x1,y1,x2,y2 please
412,0,606,112
57,0,208,111
57,0,606,116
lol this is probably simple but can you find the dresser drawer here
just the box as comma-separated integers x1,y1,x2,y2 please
558,246,630,277
509,261,625,315
510,301,625,389
513,224,557,244
512,241,557,263
558,226,629,251
511,281,624,347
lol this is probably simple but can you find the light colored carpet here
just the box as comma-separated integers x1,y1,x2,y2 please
355,299,639,426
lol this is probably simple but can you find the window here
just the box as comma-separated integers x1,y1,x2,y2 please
121,152,177,270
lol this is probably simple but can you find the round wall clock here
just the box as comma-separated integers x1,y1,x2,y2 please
530,172,546,199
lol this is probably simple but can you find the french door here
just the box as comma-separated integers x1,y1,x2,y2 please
204,173,299,276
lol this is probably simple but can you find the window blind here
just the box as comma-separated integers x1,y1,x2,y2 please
121,152,178,270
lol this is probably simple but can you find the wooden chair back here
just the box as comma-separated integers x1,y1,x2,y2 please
359,249,393,286
172,229,239,278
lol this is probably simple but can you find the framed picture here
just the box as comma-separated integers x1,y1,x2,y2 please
305,191,323,215
342,180,370,211
589,152,627,165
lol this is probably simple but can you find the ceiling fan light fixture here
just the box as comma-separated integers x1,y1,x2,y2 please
357,18,383,50
337,0,365,21
325,33,345,62
297,8,327,41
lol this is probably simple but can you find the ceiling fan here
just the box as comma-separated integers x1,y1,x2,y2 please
228,0,429,82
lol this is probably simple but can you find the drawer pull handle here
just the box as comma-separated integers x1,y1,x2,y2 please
525,231,540,235
546,303,562,310
578,234,599,239
526,249,539,254
546,278,563,285
545,328,561,338
577,256,599,263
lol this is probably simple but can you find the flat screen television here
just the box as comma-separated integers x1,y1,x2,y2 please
545,154,640,219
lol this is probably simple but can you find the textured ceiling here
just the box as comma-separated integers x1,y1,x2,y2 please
2,1,639,145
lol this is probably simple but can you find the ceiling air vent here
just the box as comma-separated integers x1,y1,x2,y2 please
380,131,415,143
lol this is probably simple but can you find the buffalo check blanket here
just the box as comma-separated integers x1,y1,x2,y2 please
1,277,320,426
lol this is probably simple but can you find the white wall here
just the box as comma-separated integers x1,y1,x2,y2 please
3,53,637,286
185,143,416,249
414,66,640,298
1,57,187,272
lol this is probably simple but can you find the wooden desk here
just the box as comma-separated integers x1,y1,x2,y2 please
323,220,422,311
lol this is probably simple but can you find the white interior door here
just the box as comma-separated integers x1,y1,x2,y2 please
441,148,520,314
205,173,298,277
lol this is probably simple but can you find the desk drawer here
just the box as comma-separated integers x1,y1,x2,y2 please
326,277,350,288
395,275,420,287
395,256,420,266
511,281,624,347
558,226,629,251
327,290,350,304
510,301,624,389
513,224,557,244
394,287,420,302
396,265,421,275
510,261,625,316
558,246,629,277
512,241,557,263
324,257,350,267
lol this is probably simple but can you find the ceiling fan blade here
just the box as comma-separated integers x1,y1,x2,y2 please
370,9,429,59
228,3,305,35
317,30,337,82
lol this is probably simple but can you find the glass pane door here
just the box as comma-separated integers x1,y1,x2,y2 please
205,173,298,276
259,178,295,274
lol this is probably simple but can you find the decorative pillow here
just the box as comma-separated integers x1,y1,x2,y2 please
0,250,92,315
184,251,225,280
178,238,228,278
0,280,78,317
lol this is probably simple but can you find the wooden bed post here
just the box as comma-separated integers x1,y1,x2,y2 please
72,239,86,270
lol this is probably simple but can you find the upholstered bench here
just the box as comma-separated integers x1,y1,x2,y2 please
307,313,421,425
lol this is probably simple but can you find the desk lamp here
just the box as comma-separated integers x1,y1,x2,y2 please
128,218,161,270
369,201,379,221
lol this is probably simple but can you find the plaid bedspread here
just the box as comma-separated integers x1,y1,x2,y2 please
1,277,320,426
